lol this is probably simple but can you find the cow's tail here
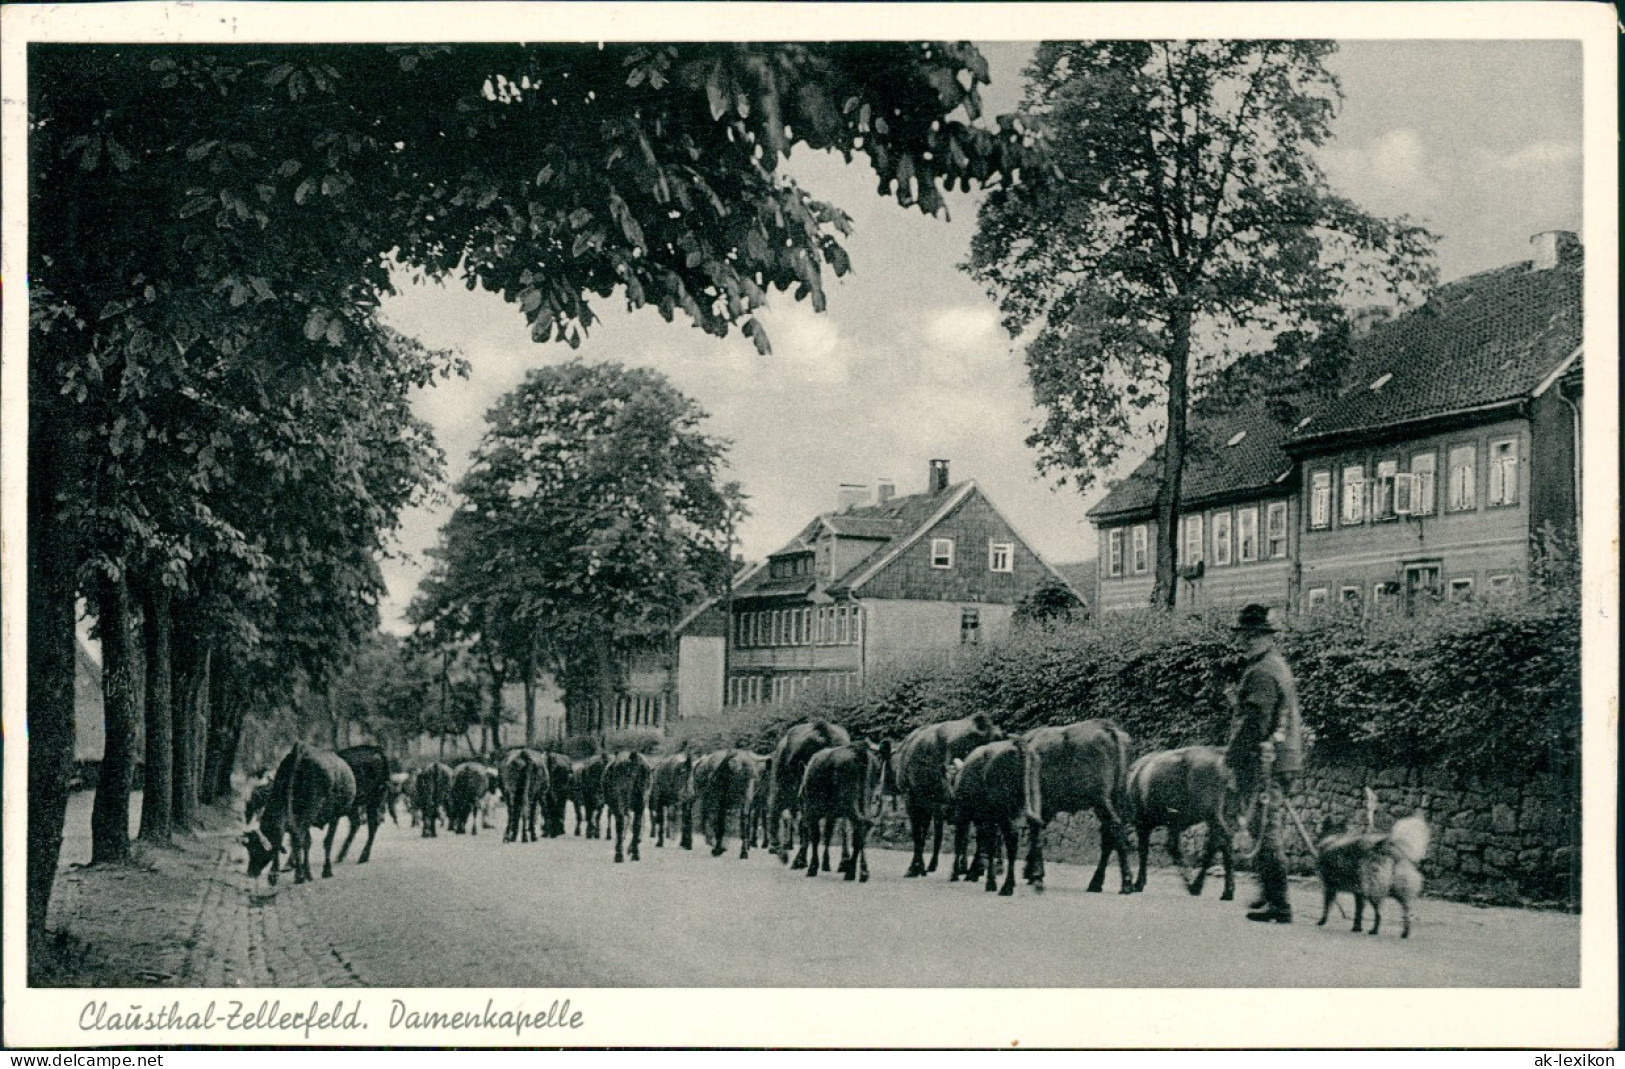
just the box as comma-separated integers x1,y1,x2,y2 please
1108,722,1133,821
1016,737,1043,828
714,751,733,843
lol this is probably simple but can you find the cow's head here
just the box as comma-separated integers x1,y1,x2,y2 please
971,712,1005,742
242,827,281,885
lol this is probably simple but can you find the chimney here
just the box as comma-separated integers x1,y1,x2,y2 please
876,478,896,505
1530,230,1579,271
928,459,950,495
837,483,869,513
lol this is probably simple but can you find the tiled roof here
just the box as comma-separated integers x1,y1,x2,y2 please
1088,250,1583,522
734,483,968,599
1293,254,1582,443
1053,560,1098,603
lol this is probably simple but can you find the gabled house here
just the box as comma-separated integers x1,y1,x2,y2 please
1088,230,1584,617
726,460,1079,706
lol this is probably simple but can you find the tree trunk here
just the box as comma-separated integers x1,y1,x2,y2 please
1152,301,1193,610
91,572,138,865
26,400,81,972
171,628,208,829
522,639,537,745
202,663,238,804
138,579,173,843
594,636,617,736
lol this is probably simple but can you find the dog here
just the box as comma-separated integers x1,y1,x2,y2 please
1315,811,1431,938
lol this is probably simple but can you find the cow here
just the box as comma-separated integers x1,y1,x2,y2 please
767,719,851,868
572,754,607,839
414,762,453,837
947,738,1044,895
698,749,769,859
1126,744,1237,899
334,744,392,864
244,779,274,824
1017,720,1136,894
542,751,573,838
799,741,890,882
448,761,489,835
601,751,651,863
386,771,411,826
648,751,695,850
242,742,357,886
499,749,549,843
895,713,1005,878
745,754,774,850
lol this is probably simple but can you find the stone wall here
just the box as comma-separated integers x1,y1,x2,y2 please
867,763,1580,908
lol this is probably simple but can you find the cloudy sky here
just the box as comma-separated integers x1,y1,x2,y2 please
374,40,1582,633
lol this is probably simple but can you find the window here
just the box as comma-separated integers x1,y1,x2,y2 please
835,607,849,645
1488,574,1516,597
1265,502,1288,559
931,538,954,569
1182,513,1204,565
1404,563,1443,614
988,542,1014,573
1372,582,1396,614
1409,452,1436,515
1341,464,1366,525
1449,577,1475,602
1340,586,1363,611
1212,512,1233,566
1448,444,1477,511
1488,438,1519,506
1107,530,1124,577
791,610,804,646
1309,471,1332,529
960,608,981,646
802,608,814,644
1237,507,1259,563
1131,525,1150,574
1307,587,1329,612
1373,459,1399,520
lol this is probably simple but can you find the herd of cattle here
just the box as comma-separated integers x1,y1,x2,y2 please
241,714,1246,901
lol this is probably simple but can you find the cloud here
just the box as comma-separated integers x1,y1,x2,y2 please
1322,128,1438,212
758,301,850,386
1492,139,1581,171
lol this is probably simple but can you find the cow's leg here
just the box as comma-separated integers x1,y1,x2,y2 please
653,804,665,848
681,800,694,851
927,811,944,874
966,825,986,883
357,810,380,864
1213,811,1237,901
949,820,967,881
977,822,997,892
999,820,1020,896
612,807,626,863
805,815,821,877
791,811,809,870
321,821,341,879
629,803,643,861
838,821,851,873
1398,893,1413,939
711,797,728,858
335,810,362,863
1134,823,1153,892
1367,897,1382,937
1318,886,1336,926
856,819,871,883
1025,818,1046,892
905,804,928,877
1352,894,1366,933
845,815,862,882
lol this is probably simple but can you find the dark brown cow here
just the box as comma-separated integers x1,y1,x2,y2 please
699,749,769,859
1126,744,1236,899
334,744,392,864
745,754,774,850
767,719,850,867
448,761,488,835
542,751,573,838
243,743,357,885
947,738,1044,895
499,749,548,843
602,751,651,863
572,754,607,839
648,751,695,849
414,762,452,837
799,741,890,882
896,713,1005,877
386,771,410,825
1022,720,1136,894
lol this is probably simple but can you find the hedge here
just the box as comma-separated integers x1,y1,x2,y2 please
669,592,1580,782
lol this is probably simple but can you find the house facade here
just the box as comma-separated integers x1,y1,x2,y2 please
1089,231,1584,617
726,460,1079,706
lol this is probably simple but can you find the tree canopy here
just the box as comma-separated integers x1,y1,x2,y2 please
966,41,1436,608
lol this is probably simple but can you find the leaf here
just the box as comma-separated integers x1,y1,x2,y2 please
304,309,327,341
178,197,215,219
294,178,315,205
265,63,295,87
186,140,218,162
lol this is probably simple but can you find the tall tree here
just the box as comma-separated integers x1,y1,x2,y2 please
27,41,1032,969
967,41,1435,608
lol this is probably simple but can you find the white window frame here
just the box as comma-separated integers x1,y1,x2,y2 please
1307,587,1329,612
1131,524,1150,574
1182,513,1204,566
1107,529,1124,578
1488,437,1519,507
988,541,1014,573
1265,502,1288,559
1448,443,1477,512
1341,463,1366,525
1237,507,1259,563
931,537,955,569
1212,512,1233,567
1449,577,1475,602
1309,470,1332,530
1488,573,1516,597
1409,451,1437,515
1373,458,1399,520
1372,582,1392,612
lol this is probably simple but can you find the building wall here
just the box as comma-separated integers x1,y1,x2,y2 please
864,599,1014,669
677,635,724,719
1175,495,1296,614
1094,518,1157,613
1298,416,1533,610
1527,386,1580,541
856,491,1050,604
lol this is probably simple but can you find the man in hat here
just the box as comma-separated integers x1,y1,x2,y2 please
1226,603,1304,923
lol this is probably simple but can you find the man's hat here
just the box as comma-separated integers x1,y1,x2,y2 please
1232,603,1280,633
